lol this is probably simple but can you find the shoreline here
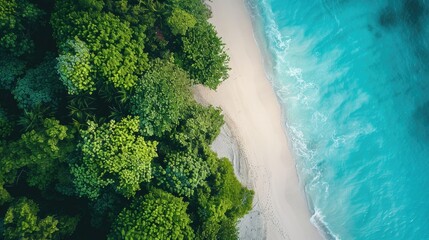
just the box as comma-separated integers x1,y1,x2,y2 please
194,0,323,239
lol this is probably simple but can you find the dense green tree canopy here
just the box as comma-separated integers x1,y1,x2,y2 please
0,0,44,56
0,108,12,138
12,57,64,111
171,104,224,150
89,190,125,228
0,53,25,90
155,151,210,197
109,188,194,240
0,0,251,238
52,9,149,91
0,118,74,201
195,157,254,239
17,118,74,190
167,0,211,21
3,198,78,240
131,59,192,137
168,8,197,36
3,198,58,240
57,39,94,95
180,22,229,89
71,116,158,199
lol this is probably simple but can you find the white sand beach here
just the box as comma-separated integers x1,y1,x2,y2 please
193,0,323,239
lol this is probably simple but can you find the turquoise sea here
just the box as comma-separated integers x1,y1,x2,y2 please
247,0,429,239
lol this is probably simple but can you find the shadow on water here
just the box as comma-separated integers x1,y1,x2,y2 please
411,101,429,141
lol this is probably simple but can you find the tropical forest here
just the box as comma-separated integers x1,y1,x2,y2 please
0,0,253,239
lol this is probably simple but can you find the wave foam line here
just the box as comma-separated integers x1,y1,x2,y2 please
310,208,341,240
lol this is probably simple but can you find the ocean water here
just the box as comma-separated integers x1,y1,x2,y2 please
246,0,429,239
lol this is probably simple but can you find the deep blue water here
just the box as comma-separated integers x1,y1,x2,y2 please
247,0,429,239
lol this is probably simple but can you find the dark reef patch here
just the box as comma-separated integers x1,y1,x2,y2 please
411,101,429,141
402,0,427,30
403,0,425,23
378,7,397,28
378,0,428,31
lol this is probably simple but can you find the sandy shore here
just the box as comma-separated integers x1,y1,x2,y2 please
193,0,323,239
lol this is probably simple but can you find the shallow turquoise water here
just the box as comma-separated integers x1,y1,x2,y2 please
247,0,429,239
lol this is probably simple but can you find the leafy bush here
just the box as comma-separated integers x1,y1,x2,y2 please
155,151,210,197
131,59,192,137
57,39,94,95
180,22,229,89
52,10,149,90
3,198,59,240
0,0,44,56
168,8,197,36
109,188,194,240
0,53,25,90
71,116,158,199
12,57,64,111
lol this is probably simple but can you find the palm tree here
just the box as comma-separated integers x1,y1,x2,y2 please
18,105,52,132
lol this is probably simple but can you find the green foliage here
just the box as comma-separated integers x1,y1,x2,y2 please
0,141,15,193
0,118,75,190
168,8,197,36
72,116,158,199
218,218,241,240
213,158,253,218
12,57,64,111
0,108,12,139
0,52,25,90
131,59,192,137
110,1,157,29
0,0,252,238
17,105,52,132
52,10,149,90
89,191,124,228
23,118,68,154
0,184,12,206
67,94,98,128
3,198,59,240
171,104,224,150
57,38,95,95
104,0,129,15
0,0,44,56
195,157,254,239
109,188,194,240
0,0,15,25
20,118,75,190
53,166,76,197
77,0,104,11
167,0,211,21
180,22,229,89
155,151,209,197
56,215,79,237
